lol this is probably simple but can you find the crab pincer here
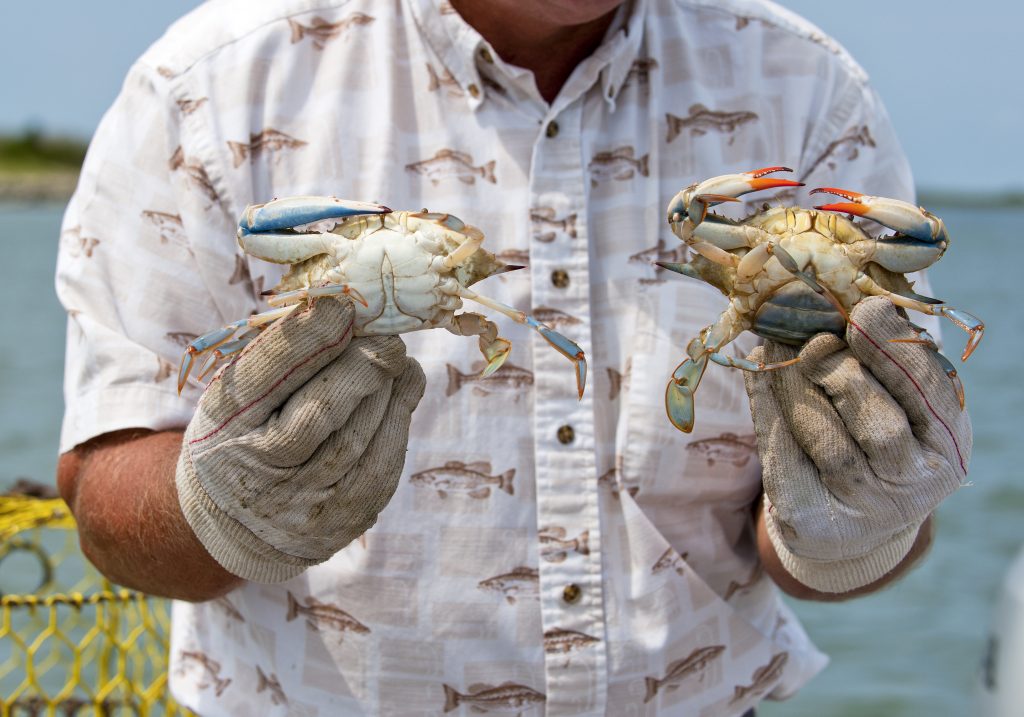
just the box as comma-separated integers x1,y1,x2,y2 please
812,187,984,361
668,166,804,227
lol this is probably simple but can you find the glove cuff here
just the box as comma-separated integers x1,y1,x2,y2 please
175,447,312,584
763,494,922,594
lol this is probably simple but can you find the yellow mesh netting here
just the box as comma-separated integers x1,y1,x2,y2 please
0,492,193,716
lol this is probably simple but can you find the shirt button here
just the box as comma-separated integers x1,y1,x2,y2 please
545,121,559,138
467,83,481,98
562,583,582,604
479,47,494,64
557,425,575,444
551,269,570,288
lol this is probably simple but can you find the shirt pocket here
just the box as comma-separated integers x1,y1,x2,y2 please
616,279,763,516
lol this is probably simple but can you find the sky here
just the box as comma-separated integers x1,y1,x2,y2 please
2,1,1021,192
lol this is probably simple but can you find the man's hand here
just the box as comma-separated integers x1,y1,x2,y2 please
744,296,971,594
176,299,425,583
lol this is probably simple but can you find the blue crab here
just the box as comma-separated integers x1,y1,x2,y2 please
659,167,984,433
177,196,587,398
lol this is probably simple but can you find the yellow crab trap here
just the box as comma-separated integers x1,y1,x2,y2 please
0,490,192,716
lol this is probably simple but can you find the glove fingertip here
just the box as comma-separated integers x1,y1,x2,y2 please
353,335,412,377
796,332,845,366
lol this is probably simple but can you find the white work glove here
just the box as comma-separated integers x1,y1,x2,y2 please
744,297,971,593
176,299,425,583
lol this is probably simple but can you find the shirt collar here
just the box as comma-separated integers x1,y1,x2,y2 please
406,0,648,113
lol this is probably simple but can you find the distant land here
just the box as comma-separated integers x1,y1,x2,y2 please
1,130,1021,208
917,189,1024,209
0,130,84,202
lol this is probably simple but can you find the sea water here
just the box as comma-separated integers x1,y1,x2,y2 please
1,202,1020,716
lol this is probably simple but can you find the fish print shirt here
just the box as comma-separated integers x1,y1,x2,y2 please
57,0,921,714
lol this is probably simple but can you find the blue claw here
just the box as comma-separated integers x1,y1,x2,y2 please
479,338,512,379
665,379,696,433
239,196,390,235
665,355,709,433
811,188,949,245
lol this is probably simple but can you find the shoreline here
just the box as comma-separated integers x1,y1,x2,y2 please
0,170,78,203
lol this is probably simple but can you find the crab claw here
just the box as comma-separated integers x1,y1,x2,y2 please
479,337,513,378
668,167,805,227
240,196,391,235
665,355,709,433
811,188,948,244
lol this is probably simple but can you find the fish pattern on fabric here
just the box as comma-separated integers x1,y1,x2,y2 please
59,0,926,713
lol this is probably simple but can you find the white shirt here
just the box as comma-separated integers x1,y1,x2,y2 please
57,0,918,714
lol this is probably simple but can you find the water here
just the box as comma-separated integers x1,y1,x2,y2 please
761,206,1024,717
0,203,66,487
1,202,1021,715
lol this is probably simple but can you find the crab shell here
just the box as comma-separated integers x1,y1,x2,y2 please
267,211,508,335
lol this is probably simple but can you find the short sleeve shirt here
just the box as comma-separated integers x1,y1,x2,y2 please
57,0,919,714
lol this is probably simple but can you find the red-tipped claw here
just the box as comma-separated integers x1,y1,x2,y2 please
669,167,804,227
811,188,948,244
744,166,806,192
810,187,870,216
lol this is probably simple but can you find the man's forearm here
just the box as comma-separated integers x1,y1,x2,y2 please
57,429,243,601
755,497,934,602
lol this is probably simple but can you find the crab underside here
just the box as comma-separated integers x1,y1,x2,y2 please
659,167,984,433
178,196,587,399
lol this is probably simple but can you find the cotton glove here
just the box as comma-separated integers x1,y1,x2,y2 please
744,296,971,593
176,299,425,583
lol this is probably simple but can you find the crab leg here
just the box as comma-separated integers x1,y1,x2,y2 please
887,323,967,409
665,305,799,433
177,304,300,393
446,312,513,377
666,221,741,267
852,272,984,361
195,330,261,382
266,282,369,308
456,287,587,399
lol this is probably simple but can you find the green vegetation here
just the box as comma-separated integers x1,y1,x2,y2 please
0,128,87,172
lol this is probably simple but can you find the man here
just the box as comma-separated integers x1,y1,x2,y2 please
56,0,970,714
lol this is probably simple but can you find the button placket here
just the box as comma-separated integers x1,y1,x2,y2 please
528,101,607,714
